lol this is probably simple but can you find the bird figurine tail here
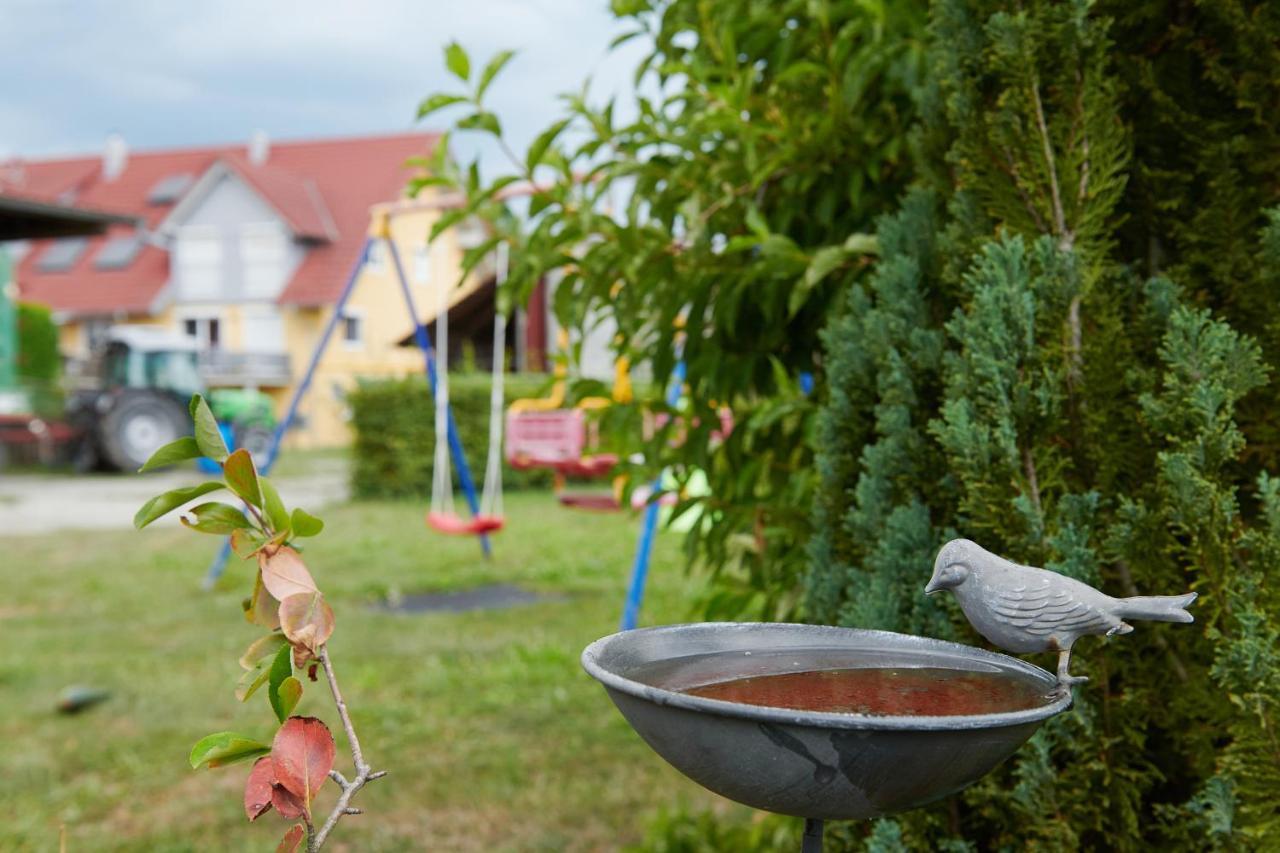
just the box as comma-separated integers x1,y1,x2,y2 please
1115,591,1197,623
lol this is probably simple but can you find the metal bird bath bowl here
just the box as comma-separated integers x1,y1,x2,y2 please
582,622,1071,849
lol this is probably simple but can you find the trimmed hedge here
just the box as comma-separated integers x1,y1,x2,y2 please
349,373,554,499
16,303,63,418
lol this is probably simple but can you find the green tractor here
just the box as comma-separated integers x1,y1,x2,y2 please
68,326,277,471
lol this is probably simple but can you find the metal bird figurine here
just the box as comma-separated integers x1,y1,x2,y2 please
925,539,1197,690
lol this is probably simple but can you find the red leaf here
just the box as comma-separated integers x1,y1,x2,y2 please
243,756,275,821
271,716,335,805
259,546,318,601
271,784,307,820
276,824,306,853
279,592,335,655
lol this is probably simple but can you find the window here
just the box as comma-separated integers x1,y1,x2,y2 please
94,235,143,270
175,226,223,299
242,305,285,353
240,222,290,298
36,238,87,272
341,310,364,350
146,173,194,205
365,241,386,273
182,316,221,349
413,244,431,283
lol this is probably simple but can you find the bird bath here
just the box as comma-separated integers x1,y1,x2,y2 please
581,622,1071,850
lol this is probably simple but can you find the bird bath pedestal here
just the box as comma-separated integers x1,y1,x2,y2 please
581,622,1073,850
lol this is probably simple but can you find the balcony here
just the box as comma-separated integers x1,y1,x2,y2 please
200,350,292,388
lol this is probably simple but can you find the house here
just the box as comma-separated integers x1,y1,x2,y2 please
0,131,553,448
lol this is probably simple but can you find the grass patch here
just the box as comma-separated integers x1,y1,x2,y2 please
0,492,722,851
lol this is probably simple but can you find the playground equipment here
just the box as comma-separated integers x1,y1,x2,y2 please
427,243,507,535
506,344,631,510
204,205,497,585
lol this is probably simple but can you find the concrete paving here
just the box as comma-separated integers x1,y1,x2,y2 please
0,458,348,536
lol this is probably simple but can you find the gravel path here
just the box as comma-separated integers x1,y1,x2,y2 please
0,459,348,536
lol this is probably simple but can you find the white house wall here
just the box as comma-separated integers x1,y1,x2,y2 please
169,171,305,305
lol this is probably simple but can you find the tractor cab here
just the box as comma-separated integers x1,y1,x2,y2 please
69,326,277,471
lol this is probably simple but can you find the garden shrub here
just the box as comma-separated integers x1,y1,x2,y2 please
809,0,1280,848
349,373,553,499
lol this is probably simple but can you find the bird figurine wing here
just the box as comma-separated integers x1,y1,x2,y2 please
991,580,1112,637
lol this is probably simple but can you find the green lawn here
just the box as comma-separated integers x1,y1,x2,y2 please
0,492,734,851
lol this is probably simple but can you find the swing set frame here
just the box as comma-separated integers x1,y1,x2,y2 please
202,205,495,585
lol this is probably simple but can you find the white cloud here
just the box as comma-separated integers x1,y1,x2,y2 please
0,0,651,168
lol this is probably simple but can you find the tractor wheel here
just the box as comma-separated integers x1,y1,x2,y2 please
98,391,189,472
235,423,274,462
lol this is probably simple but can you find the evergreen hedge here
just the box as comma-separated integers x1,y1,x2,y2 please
348,373,553,499
809,0,1280,848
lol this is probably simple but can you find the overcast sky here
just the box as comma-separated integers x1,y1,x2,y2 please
0,0,648,169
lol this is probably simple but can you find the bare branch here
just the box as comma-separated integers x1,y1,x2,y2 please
307,647,385,852
1030,78,1073,251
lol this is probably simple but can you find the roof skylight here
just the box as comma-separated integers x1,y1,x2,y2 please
35,237,88,272
147,173,195,205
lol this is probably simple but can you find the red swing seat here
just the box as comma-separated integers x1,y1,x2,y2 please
426,511,506,535
506,409,618,478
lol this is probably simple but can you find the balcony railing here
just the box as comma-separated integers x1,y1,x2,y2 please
200,350,292,388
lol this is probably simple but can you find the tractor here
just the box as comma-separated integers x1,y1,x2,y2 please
67,325,277,471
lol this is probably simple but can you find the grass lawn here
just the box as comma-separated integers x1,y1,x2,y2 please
0,491,738,851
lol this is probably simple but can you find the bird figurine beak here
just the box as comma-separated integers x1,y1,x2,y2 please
924,577,941,595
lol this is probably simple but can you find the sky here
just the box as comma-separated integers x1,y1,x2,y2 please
0,0,649,169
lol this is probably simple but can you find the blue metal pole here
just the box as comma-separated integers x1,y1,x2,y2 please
203,238,375,587
384,236,491,559
620,361,687,630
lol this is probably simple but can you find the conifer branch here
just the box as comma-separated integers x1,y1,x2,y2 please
1030,78,1072,251
1022,446,1043,521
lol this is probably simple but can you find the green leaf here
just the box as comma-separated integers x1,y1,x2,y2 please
240,632,289,670
444,41,470,82
138,436,201,473
527,118,572,173
189,732,271,769
180,502,252,534
259,478,291,536
787,245,847,317
476,49,515,101
290,508,324,538
224,449,262,508
457,111,502,137
842,232,879,255
416,92,467,119
236,659,272,703
267,643,294,724
277,676,303,720
133,482,225,529
232,528,267,560
189,395,229,462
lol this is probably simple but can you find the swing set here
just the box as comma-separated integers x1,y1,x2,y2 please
199,193,679,632
203,202,507,584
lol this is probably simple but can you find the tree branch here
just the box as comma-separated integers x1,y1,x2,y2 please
308,647,385,851
1030,78,1072,251
1022,446,1044,520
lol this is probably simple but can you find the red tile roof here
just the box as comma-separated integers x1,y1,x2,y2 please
5,132,438,315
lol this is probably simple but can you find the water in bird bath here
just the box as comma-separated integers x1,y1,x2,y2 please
628,646,1057,717
684,667,1049,716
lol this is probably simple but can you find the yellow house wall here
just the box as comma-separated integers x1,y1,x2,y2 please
48,193,476,452
280,204,476,449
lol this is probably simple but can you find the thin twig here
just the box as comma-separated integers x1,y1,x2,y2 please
1022,446,1044,520
308,647,385,851
1030,78,1072,251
